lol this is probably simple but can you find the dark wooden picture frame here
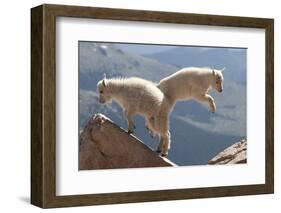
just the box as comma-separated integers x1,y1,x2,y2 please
31,4,274,208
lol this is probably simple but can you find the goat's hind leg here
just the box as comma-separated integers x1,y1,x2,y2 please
159,131,171,157
156,138,164,154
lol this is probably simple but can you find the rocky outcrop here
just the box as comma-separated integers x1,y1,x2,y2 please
79,113,176,170
208,139,247,165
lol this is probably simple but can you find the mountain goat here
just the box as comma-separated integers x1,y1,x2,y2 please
97,76,171,156
158,67,224,113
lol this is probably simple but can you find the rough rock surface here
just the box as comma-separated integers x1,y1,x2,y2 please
79,113,176,170
208,139,247,165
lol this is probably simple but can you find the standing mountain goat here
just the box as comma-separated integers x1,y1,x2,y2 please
158,67,224,113
97,76,171,156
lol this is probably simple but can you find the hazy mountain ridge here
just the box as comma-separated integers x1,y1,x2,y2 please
79,42,178,91
145,46,247,84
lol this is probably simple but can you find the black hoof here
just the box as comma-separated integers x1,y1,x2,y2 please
127,130,134,134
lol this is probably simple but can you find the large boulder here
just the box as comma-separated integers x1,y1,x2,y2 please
208,139,247,165
79,113,176,170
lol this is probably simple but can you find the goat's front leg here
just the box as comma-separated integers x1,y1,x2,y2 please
124,109,135,134
156,114,171,156
196,94,216,113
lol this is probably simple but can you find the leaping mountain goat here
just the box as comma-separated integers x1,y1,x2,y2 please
158,67,224,113
97,76,171,156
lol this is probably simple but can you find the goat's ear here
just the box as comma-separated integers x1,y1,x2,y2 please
102,79,107,87
212,69,215,76
102,73,107,87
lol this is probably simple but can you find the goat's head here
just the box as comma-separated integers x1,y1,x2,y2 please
212,68,224,93
97,74,112,104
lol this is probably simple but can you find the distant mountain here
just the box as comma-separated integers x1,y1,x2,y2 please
79,42,178,91
145,46,247,84
79,42,246,165
115,43,175,55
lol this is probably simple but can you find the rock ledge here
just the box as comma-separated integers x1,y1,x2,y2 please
208,139,247,165
79,113,176,170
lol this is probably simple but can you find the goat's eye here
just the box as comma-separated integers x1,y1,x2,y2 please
100,90,103,94
216,81,219,84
